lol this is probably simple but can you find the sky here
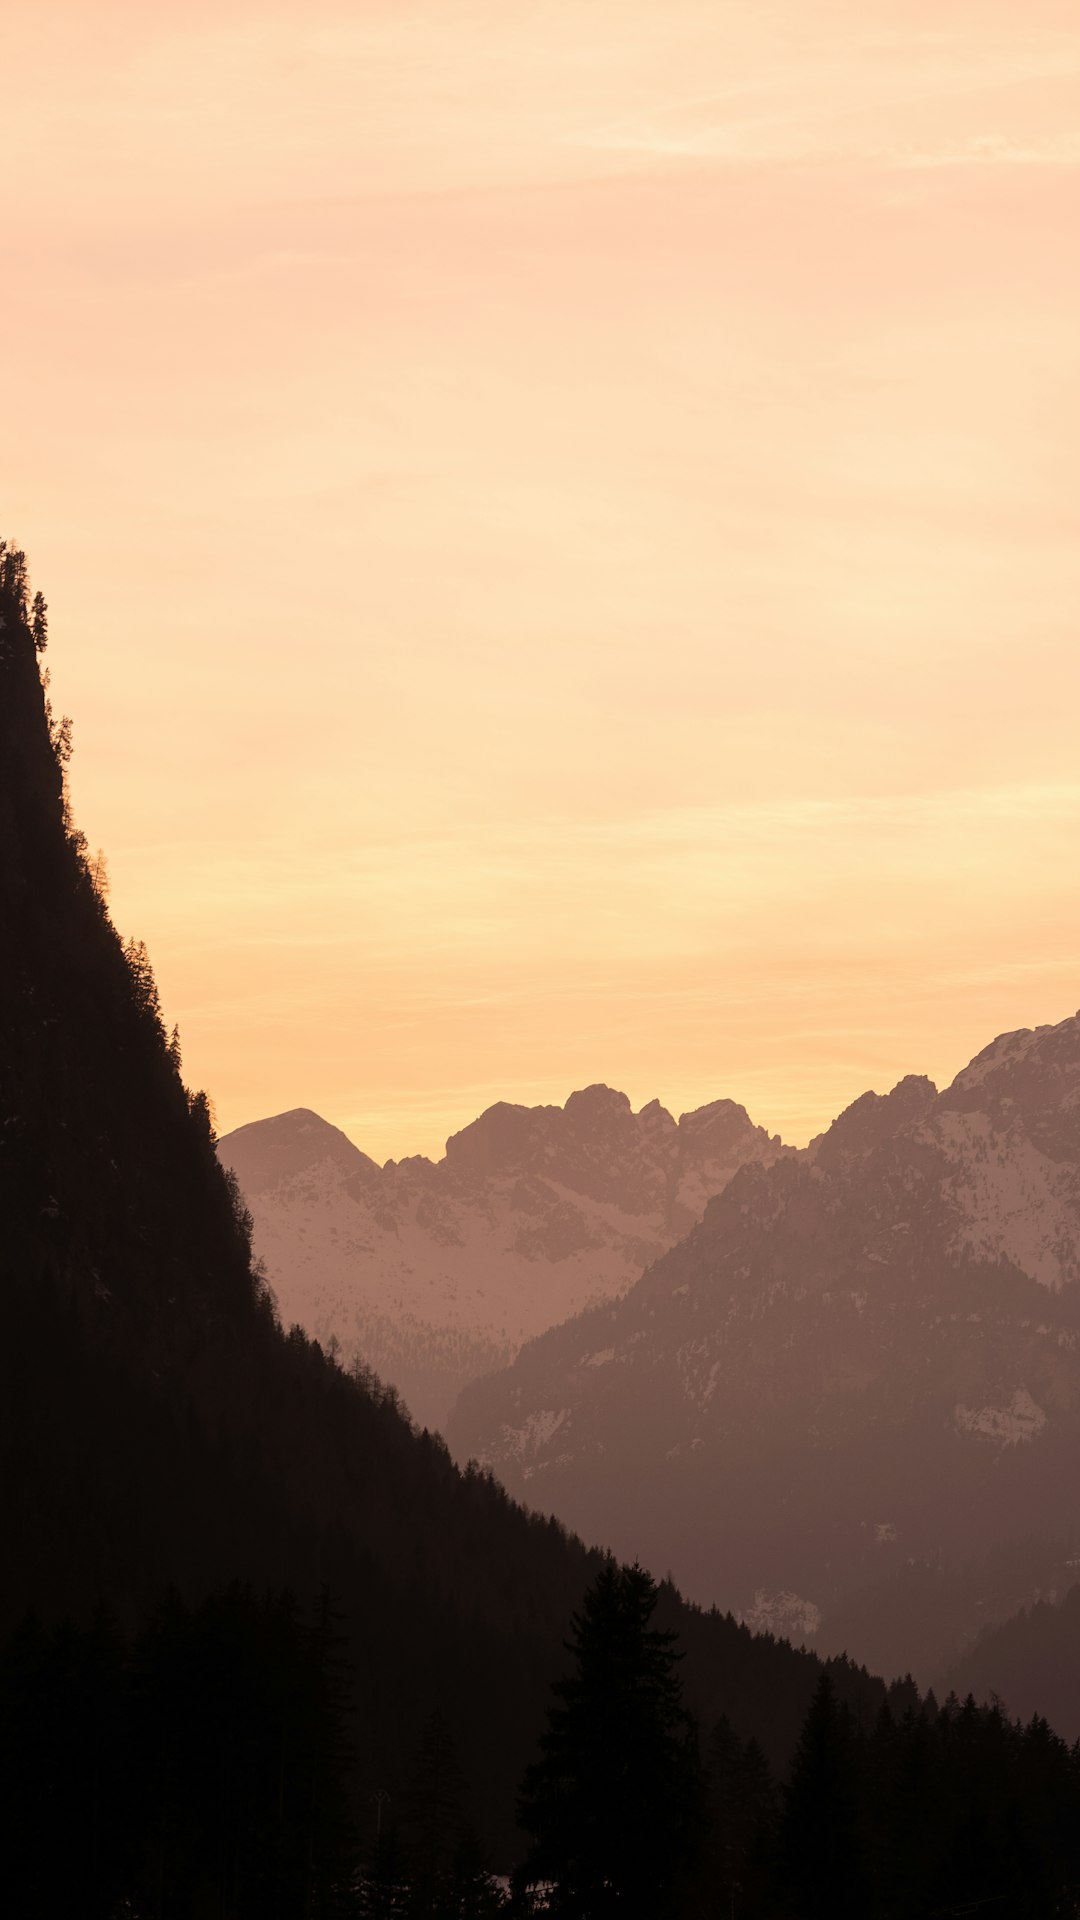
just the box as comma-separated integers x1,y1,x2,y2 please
5,0,1080,1159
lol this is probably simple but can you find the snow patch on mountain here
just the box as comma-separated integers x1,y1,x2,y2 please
930,1109,1080,1289
738,1591,822,1642
954,1387,1048,1446
503,1408,571,1460
948,1027,1046,1094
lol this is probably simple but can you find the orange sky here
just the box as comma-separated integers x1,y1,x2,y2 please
6,1,1080,1159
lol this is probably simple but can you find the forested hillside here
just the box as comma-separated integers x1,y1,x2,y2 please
0,547,860,1905
942,1583,1080,1741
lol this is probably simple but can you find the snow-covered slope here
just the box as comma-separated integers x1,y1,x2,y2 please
218,1087,788,1430
447,1013,1080,1677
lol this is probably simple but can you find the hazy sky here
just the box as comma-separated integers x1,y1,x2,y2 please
6,1,1080,1158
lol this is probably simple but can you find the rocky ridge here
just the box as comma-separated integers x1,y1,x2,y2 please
219,1087,789,1430
447,1012,1080,1677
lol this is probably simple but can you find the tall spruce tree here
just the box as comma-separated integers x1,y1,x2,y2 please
781,1671,866,1920
695,1715,776,1918
402,1709,468,1916
517,1559,700,1919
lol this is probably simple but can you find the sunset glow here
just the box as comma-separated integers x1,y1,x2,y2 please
7,0,1080,1156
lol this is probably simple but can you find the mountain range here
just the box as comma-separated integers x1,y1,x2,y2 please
219,1092,788,1430
447,1014,1080,1691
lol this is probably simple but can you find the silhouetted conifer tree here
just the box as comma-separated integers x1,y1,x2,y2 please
402,1708,468,1914
30,588,47,653
518,1559,700,1918
123,934,164,1032
781,1672,866,1919
696,1715,776,1917
442,1829,509,1917
358,1828,410,1918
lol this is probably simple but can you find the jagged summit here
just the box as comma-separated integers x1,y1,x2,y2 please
219,1083,790,1429
946,1011,1080,1091
679,1093,784,1152
436,1081,769,1173
941,1011,1080,1156
225,1083,774,1183
439,1079,763,1190
565,1082,633,1116
814,1073,938,1168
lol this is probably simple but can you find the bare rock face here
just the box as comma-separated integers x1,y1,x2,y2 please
219,1088,788,1431
447,1013,1080,1681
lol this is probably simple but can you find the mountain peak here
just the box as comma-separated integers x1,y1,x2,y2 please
219,1107,380,1193
443,1098,553,1173
940,1009,1080,1156
445,1085,640,1176
815,1073,937,1169
945,1009,1080,1097
676,1096,773,1153
563,1084,633,1121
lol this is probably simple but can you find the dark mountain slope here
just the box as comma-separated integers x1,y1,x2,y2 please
0,546,869,1863
448,1015,1080,1679
942,1583,1080,1741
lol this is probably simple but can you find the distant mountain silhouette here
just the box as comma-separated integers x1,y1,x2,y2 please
0,546,872,1871
219,1091,788,1429
448,1013,1080,1683
941,1580,1080,1739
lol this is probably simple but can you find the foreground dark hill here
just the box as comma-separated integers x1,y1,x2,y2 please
218,1093,788,1430
449,1014,1080,1678
942,1582,1080,1741
0,547,869,1867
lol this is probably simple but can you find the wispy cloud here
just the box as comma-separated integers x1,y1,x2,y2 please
570,27,1080,176
893,132,1080,169
575,118,1080,173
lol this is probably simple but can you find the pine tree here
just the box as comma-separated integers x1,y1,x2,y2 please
358,1827,410,1918
781,1672,866,1920
697,1716,776,1917
402,1708,468,1917
30,589,47,654
518,1559,700,1919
